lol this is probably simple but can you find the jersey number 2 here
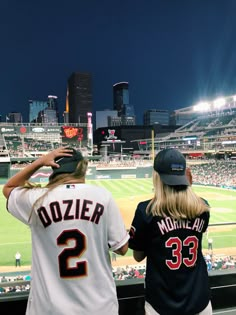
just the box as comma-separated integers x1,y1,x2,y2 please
165,236,198,270
57,229,87,278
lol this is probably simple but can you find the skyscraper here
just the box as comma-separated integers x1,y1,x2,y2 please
113,82,129,116
143,109,170,126
96,109,118,129
7,112,22,123
67,72,93,124
29,95,58,123
113,82,135,125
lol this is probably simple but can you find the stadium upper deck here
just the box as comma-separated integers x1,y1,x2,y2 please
133,101,236,159
0,122,91,158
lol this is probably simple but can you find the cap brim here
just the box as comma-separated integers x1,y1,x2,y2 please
159,174,190,186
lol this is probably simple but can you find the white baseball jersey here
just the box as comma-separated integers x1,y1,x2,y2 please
7,183,129,315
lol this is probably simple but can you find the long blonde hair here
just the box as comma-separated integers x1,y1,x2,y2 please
146,171,209,220
26,159,88,222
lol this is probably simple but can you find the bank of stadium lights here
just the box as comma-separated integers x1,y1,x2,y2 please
213,97,226,108
193,102,210,112
193,97,226,112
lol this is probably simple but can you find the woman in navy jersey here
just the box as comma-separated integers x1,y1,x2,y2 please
129,148,212,315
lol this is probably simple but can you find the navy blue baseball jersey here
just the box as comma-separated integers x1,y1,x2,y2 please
129,199,211,315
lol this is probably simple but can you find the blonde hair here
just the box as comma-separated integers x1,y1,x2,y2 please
26,159,88,222
146,171,209,220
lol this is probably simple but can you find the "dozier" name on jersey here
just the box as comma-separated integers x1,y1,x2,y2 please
37,199,104,228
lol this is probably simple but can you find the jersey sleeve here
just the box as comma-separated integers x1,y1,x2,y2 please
200,198,210,233
128,201,151,251
107,194,129,251
7,187,44,225
201,210,210,233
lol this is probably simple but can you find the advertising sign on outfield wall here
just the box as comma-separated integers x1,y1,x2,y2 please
96,175,111,179
1,127,16,133
121,174,137,179
1,126,63,134
10,166,153,182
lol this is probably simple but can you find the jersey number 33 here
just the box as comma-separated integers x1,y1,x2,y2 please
165,236,198,270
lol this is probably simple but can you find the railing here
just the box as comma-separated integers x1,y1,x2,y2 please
0,271,236,314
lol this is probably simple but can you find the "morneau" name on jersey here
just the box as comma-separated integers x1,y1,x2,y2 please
157,217,205,235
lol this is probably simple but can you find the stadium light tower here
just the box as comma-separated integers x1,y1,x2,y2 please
87,112,93,155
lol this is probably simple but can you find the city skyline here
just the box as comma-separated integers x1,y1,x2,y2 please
1,1,236,125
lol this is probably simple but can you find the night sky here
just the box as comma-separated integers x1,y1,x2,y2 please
1,0,236,125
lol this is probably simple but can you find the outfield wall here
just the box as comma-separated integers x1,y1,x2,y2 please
10,166,153,182
9,166,236,190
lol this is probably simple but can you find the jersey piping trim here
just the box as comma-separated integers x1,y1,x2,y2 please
110,233,130,251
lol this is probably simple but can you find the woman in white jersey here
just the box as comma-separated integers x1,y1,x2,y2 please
2,147,129,315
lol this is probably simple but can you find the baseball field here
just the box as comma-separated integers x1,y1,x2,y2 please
0,179,235,268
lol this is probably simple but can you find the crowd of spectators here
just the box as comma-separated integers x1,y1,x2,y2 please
0,275,31,294
204,254,236,271
113,265,146,280
190,160,236,187
10,157,152,170
93,159,151,168
0,254,235,294
3,136,60,157
111,254,236,281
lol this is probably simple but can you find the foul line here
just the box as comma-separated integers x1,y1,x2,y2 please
0,241,31,246
213,309,236,314
209,235,236,238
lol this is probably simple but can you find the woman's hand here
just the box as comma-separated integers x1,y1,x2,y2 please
2,147,73,198
38,147,73,168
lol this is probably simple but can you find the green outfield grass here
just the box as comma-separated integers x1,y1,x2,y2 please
0,180,235,266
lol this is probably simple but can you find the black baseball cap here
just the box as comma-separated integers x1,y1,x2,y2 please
49,148,84,180
153,148,189,186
